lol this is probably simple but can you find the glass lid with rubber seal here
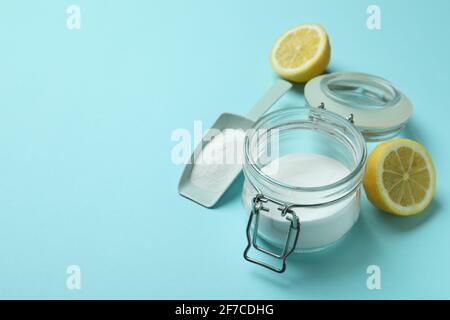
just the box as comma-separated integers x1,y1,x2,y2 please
305,72,413,141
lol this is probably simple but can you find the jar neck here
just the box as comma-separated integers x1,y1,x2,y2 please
243,107,367,206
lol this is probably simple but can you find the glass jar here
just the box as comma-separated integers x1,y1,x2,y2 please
242,107,367,272
241,72,412,273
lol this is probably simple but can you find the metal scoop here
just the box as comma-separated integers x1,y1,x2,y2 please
178,80,292,208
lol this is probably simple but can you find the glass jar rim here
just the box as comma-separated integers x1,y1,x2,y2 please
321,72,401,109
244,106,367,193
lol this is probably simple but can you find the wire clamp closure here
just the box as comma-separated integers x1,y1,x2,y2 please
243,194,300,273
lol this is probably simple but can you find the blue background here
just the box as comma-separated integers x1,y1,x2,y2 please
0,0,449,299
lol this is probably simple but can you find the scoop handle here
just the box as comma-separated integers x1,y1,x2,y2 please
246,79,292,122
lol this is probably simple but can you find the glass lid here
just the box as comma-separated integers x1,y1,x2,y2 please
304,72,413,141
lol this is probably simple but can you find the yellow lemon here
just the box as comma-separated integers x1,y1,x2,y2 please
363,138,436,216
270,23,331,83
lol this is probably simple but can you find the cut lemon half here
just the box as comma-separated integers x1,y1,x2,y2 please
363,138,436,216
270,23,331,83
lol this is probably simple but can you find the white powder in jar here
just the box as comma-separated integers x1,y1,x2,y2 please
242,153,360,251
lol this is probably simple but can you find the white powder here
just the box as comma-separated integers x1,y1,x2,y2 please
262,153,351,188
190,129,246,192
242,153,360,251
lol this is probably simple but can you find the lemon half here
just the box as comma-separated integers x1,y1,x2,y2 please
270,23,331,83
363,139,436,216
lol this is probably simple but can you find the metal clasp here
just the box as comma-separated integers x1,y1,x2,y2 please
243,194,301,273
315,103,356,125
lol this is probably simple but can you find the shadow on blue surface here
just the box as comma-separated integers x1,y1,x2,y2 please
245,197,440,289
245,211,380,288
371,198,441,232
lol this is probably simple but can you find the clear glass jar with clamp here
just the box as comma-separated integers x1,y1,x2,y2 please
242,72,413,273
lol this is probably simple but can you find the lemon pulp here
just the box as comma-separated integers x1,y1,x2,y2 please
270,23,331,83
364,139,436,216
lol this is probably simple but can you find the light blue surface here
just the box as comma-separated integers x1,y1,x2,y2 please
0,0,449,299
